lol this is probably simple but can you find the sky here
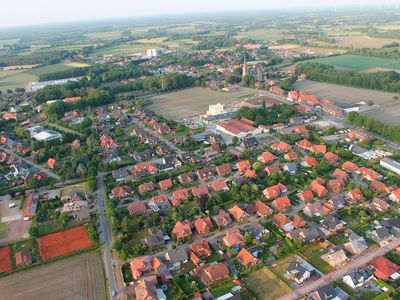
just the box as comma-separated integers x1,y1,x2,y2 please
0,0,398,28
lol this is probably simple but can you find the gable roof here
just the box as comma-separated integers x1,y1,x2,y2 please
236,248,258,267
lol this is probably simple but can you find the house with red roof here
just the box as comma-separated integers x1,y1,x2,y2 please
297,139,313,150
324,152,340,165
271,196,291,211
47,158,58,169
213,209,232,228
244,169,257,179
258,151,277,164
298,190,314,202
357,167,381,181
327,179,345,193
216,118,262,138
265,164,281,175
15,250,32,267
178,172,193,184
345,189,363,206
159,178,173,190
193,217,213,235
135,162,157,176
272,213,294,232
100,135,117,149
191,184,209,198
271,142,292,153
172,220,193,241
229,205,248,222
255,200,273,217
130,256,162,280
190,240,212,265
23,192,39,220
342,161,358,173
236,248,259,267
263,183,287,199
64,96,81,103
236,160,251,173
215,163,232,177
71,139,81,149
370,180,390,195
332,169,348,182
310,179,328,198
294,126,309,136
302,156,318,168
389,188,400,203
171,188,189,206
193,263,230,285
309,144,327,154
196,167,214,181
284,152,298,161
128,201,147,215
138,182,155,196
210,179,229,192
369,257,400,280
222,229,245,248
111,186,132,199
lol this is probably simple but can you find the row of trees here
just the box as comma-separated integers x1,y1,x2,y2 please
350,47,400,59
296,62,400,93
348,112,400,143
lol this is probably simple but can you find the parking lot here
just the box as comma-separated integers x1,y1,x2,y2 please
0,199,22,223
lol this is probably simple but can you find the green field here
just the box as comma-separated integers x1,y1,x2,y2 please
93,43,157,56
0,63,85,91
309,54,400,72
236,28,283,41
0,223,7,239
244,267,291,299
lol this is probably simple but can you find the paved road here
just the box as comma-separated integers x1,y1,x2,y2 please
97,173,118,299
131,117,184,154
1,146,61,181
278,238,400,300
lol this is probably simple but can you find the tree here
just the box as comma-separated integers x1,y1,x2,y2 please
232,136,238,146
29,226,38,238
367,100,374,106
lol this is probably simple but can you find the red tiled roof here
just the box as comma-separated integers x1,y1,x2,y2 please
237,248,258,267
272,196,291,211
236,160,251,173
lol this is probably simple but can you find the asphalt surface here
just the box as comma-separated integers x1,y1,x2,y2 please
97,173,118,299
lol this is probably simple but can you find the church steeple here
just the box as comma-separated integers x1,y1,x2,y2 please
242,53,248,78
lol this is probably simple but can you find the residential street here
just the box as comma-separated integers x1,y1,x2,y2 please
96,172,119,299
277,238,400,300
1,146,61,181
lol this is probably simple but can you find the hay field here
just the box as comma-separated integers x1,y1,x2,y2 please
309,55,400,72
148,87,258,119
0,251,106,300
293,80,399,106
244,267,291,300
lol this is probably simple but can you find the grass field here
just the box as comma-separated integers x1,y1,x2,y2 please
0,63,85,91
0,223,6,239
235,28,283,41
293,80,399,106
364,104,400,125
149,87,258,120
93,43,155,56
244,267,291,299
0,251,106,300
334,35,400,48
300,245,333,274
309,55,400,72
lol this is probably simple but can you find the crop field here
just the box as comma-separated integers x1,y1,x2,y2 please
37,226,93,261
363,104,400,125
148,87,258,120
0,251,105,300
293,80,399,106
93,43,155,56
235,28,283,41
244,267,291,299
25,63,79,76
333,35,400,48
308,55,400,72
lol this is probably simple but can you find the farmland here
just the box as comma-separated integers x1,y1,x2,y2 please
308,55,400,72
293,80,400,106
0,251,106,300
364,104,400,125
235,28,283,41
0,63,87,91
244,267,292,299
333,35,400,49
148,87,258,119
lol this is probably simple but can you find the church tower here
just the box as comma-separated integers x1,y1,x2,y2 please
242,53,248,78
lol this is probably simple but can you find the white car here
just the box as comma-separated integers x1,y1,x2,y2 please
8,203,16,208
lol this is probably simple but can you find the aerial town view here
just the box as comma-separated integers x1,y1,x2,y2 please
1,0,400,299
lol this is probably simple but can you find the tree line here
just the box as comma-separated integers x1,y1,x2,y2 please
236,103,296,126
296,62,400,93
348,112,400,143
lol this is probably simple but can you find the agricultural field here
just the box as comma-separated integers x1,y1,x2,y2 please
93,43,156,56
308,54,400,72
148,87,258,120
0,38,19,47
244,267,292,300
0,251,106,300
333,35,400,49
293,80,399,106
0,63,87,91
363,104,400,125
235,28,283,41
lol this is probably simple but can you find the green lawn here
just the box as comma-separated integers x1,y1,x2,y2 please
209,278,238,297
300,246,334,274
0,223,7,239
25,63,78,76
244,267,291,300
309,55,400,72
